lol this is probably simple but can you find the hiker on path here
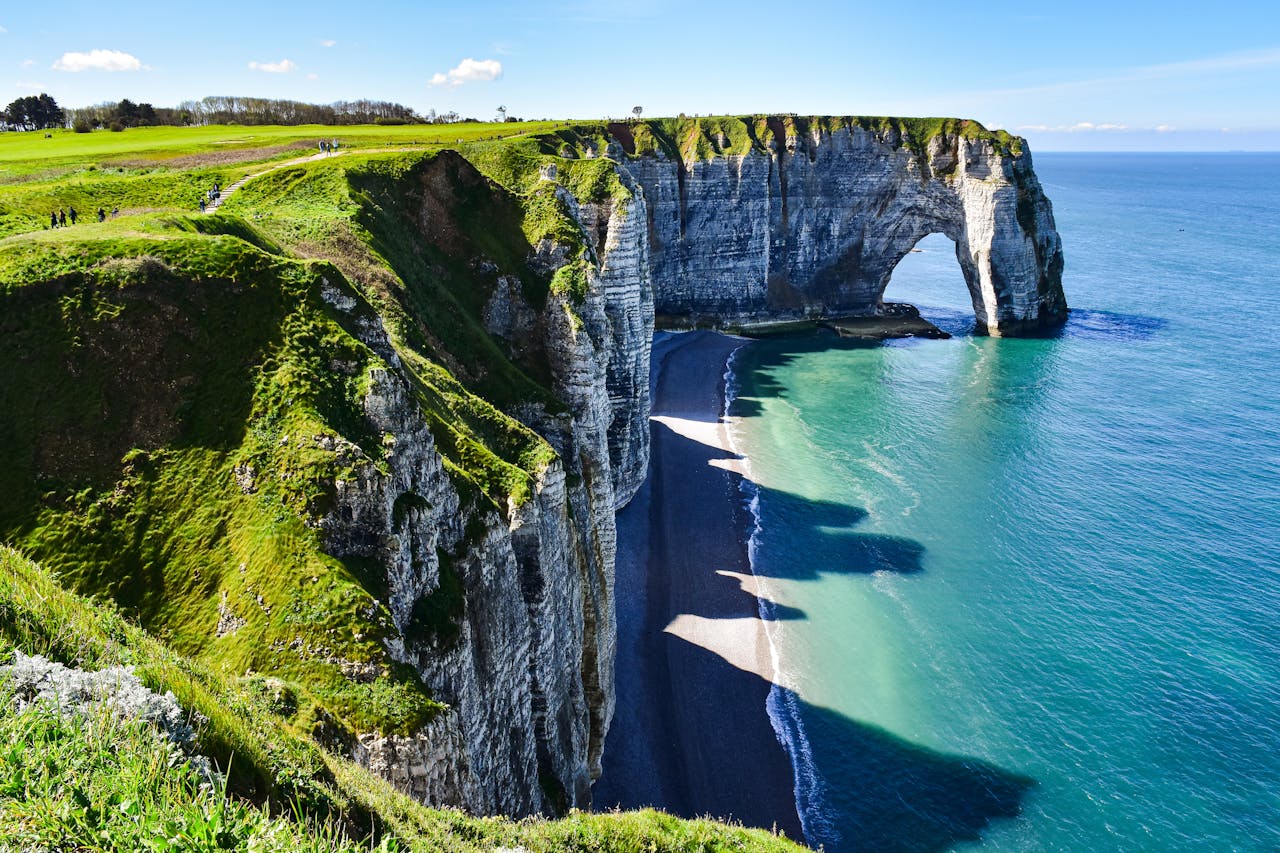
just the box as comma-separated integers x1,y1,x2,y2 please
111,207,119,218
51,211,58,229
69,207,78,225
58,210,66,227
199,198,206,213
97,208,105,222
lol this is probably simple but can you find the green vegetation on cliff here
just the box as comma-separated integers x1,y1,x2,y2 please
0,115,1027,842
0,547,806,852
0,123,609,748
535,114,1024,164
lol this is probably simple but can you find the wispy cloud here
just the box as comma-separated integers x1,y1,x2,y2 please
248,58,297,73
1017,122,1131,132
959,47,1280,102
21,59,34,67
14,81,45,92
320,39,336,48
0,26,8,34
306,73,319,80
53,49,143,72
429,58,503,87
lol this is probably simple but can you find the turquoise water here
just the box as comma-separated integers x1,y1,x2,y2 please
727,154,1280,851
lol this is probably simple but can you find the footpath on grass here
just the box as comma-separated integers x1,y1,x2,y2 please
205,148,348,213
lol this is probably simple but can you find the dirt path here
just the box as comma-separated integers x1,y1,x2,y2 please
204,148,347,213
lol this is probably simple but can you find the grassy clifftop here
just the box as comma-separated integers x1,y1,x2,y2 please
527,114,1024,164
0,129,588,742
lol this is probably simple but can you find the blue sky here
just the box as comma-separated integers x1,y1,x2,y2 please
3,0,1278,150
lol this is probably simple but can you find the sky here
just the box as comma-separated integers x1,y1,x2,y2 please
2,0,1279,151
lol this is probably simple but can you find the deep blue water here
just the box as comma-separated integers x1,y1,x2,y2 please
727,153,1280,851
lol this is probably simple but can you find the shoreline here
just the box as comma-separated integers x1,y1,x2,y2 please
593,330,805,843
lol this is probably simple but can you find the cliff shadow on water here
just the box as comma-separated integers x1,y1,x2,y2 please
597,331,1034,852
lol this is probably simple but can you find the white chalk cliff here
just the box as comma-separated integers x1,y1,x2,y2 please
332,117,1065,815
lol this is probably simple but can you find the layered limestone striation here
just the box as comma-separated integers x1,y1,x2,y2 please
314,154,656,814
617,117,1066,336
226,119,1066,816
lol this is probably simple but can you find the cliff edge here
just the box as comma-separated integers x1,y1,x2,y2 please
0,114,1064,836
582,115,1067,336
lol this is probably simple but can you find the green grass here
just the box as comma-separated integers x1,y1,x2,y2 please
0,547,807,852
533,115,1024,165
0,698,378,853
0,226,444,738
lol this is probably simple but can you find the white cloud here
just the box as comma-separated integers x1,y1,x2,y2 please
53,49,143,72
1017,121,1130,133
248,58,297,73
307,72,319,80
14,81,45,92
0,25,7,34
320,39,336,47
428,57,503,88
21,59,34,67
1156,125,1176,133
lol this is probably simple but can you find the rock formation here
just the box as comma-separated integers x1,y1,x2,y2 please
619,117,1066,336
0,116,1064,826
276,118,1068,816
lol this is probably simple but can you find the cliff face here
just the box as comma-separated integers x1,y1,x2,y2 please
621,120,1066,336
229,122,1065,814
312,159,656,813
0,118,1063,825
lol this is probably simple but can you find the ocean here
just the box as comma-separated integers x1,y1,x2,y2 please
725,153,1280,851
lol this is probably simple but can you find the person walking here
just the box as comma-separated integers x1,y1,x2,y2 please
97,208,105,222
199,198,206,213
58,209,66,227
51,211,58,229
69,207,78,225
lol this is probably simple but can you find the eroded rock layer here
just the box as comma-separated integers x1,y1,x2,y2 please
623,121,1066,336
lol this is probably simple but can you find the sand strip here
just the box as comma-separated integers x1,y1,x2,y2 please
594,330,803,842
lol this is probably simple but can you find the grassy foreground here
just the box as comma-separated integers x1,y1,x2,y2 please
0,547,804,852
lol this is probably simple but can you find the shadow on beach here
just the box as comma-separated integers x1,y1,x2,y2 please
594,330,1033,851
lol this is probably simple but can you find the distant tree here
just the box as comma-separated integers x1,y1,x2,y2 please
116,98,139,125
3,94,65,130
632,105,643,121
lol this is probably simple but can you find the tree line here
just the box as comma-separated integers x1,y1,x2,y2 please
2,93,487,132
2,94,65,131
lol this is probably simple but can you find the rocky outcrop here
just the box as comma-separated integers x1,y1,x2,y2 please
621,121,1066,336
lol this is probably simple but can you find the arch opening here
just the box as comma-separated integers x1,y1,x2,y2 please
881,232,979,337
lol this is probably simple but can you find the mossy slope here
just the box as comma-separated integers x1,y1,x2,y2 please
0,225,442,737
0,547,806,852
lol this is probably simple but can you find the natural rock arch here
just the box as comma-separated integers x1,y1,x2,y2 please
619,122,1067,336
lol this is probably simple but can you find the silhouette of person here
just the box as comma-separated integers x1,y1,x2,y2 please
58,209,66,227
69,207,78,225
51,211,58,229
97,208,106,222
